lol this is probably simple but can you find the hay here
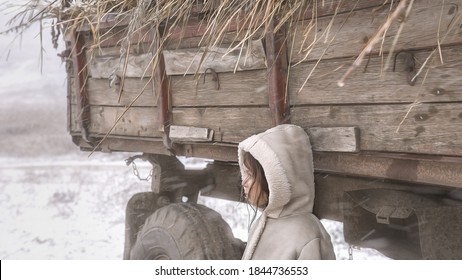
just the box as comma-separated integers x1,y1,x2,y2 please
2,1,327,80
3,1,314,46
3,1,421,79
3,0,459,83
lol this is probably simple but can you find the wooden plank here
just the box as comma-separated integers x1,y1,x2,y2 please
290,47,462,104
70,106,272,143
82,46,462,107
85,44,149,60
172,107,273,143
292,103,462,156
70,31,91,142
290,0,462,63
88,52,153,79
87,40,267,78
84,24,154,49
170,69,268,106
83,69,268,107
266,18,290,125
306,0,391,18
70,105,163,138
170,125,214,142
163,40,266,75
66,75,74,133
154,48,171,134
313,153,462,189
82,78,156,106
308,127,359,152
72,102,462,156
71,133,462,190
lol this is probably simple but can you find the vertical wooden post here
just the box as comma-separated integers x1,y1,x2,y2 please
153,29,174,152
266,18,290,126
70,30,91,143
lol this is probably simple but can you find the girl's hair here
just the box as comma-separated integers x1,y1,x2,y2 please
242,152,269,209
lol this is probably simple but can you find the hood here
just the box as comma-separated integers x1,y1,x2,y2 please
238,124,315,218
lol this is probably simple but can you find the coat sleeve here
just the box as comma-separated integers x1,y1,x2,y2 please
298,238,322,260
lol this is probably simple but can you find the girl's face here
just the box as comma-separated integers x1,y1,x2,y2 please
242,169,268,208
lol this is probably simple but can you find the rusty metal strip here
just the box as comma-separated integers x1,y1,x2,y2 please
70,30,91,144
266,18,290,126
153,29,174,154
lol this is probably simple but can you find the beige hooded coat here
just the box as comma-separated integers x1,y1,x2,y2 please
238,124,336,260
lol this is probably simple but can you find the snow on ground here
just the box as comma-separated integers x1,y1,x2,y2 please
0,155,151,259
0,156,389,260
0,1,388,260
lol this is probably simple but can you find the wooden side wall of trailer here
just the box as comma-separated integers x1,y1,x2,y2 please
68,0,462,189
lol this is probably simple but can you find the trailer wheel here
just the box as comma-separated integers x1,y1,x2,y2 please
130,203,244,260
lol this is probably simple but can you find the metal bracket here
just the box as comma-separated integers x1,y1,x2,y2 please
376,206,396,224
203,68,220,90
393,51,417,86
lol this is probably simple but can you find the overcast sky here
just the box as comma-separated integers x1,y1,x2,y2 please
0,0,66,96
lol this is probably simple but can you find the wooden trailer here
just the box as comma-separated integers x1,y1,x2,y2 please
57,0,462,259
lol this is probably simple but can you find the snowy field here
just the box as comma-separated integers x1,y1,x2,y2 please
0,1,388,260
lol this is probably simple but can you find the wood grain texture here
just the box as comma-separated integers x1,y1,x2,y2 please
82,46,462,107
290,47,462,104
81,69,268,107
314,153,462,189
163,40,266,75
83,45,462,107
71,102,462,156
289,0,462,63
169,125,213,142
84,78,157,106
308,127,359,152
88,52,153,79
170,69,268,106
87,40,267,78
292,103,462,155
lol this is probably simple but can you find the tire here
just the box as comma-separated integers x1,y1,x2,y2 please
130,203,244,260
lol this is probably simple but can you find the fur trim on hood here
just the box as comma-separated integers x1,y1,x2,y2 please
238,124,316,259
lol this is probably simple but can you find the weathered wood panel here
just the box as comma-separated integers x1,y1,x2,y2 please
71,102,462,156
163,40,266,75
290,47,462,104
82,46,462,107
290,0,462,63
314,153,462,189
309,127,359,152
172,107,273,143
71,105,273,143
88,52,153,79
86,44,152,57
170,125,213,142
87,40,267,78
83,78,157,106
292,103,462,155
82,69,268,107
72,134,462,191
171,69,268,106
70,105,162,138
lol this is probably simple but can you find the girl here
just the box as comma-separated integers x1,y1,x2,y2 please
238,124,336,260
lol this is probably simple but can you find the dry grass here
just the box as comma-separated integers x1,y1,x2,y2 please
4,0,436,91
4,1,459,86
